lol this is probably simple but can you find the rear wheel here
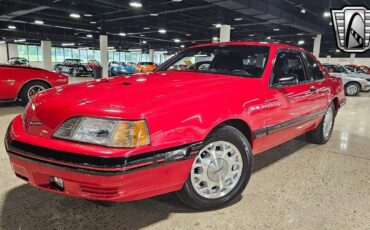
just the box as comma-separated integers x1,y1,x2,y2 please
72,68,78,77
19,81,49,105
306,102,336,144
177,125,253,210
344,82,360,96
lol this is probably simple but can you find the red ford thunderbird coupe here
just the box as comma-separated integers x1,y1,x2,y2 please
0,65,68,105
5,42,345,209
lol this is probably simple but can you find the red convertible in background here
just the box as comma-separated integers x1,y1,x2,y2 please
5,42,345,210
0,65,68,105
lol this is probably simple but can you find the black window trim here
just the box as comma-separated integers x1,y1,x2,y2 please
301,51,326,82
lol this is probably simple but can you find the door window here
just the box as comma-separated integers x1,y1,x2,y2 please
303,53,325,80
272,51,307,85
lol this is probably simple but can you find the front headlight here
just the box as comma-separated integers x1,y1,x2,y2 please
53,117,150,148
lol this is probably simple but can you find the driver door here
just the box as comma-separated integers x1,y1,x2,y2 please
260,50,318,149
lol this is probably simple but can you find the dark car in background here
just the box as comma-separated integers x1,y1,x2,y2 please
54,59,93,77
7,57,29,66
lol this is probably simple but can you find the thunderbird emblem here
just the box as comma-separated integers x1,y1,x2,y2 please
331,6,370,52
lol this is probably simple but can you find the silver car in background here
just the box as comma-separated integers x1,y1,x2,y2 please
323,64,370,96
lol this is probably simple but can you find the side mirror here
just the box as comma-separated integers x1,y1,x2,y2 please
273,73,298,88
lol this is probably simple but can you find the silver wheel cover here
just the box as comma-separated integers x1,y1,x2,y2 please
190,141,244,199
323,106,334,138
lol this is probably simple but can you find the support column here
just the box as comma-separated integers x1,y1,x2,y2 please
313,34,322,58
0,42,8,63
326,55,331,64
41,40,52,70
219,24,231,42
149,49,155,62
349,53,356,64
100,35,108,77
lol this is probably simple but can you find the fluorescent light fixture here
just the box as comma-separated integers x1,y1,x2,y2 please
249,34,255,37
8,25,16,30
70,13,81,18
173,38,180,43
150,13,159,16
140,34,145,37
234,18,243,21
329,22,333,26
273,28,280,31
142,40,147,44
84,13,93,17
128,49,142,52
129,1,142,8
86,34,93,38
172,0,182,2
323,11,330,17
143,27,150,30
301,8,306,14
266,36,271,40
298,40,305,45
214,23,222,28
180,45,185,48
14,39,26,42
158,29,166,34
62,43,75,46
107,46,115,49
297,33,304,36
34,20,44,25
90,21,97,24
119,32,126,36
335,49,340,53
78,47,89,50
212,37,218,41
186,33,191,36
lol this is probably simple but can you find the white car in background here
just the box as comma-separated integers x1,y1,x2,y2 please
342,65,370,81
323,64,370,96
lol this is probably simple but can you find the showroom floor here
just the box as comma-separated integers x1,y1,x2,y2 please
0,77,369,230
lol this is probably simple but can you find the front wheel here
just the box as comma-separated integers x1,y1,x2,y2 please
344,82,360,96
177,125,253,210
72,68,78,77
306,102,336,144
19,81,49,106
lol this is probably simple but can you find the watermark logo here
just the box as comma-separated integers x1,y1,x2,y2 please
331,6,370,52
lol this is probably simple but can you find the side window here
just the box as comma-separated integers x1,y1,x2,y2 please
303,53,325,80
272,51,307,85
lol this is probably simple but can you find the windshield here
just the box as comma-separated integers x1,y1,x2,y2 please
157,45,270,78
325,65,348,73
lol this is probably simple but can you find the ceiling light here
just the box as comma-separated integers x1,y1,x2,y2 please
266,36,271,40
214,23,222,28
297,33,304,36
335,49,340,53
323,11,330,18
107,46,115,49
298,40,305,45
273,28,280,31
150,13,159,16
62,43,75,46
119,32,126,36
158,29,166,34
14,39,26,42
212,37,218,41
286,41,292,43
142,40,147,44
129,1,142,8
180,44,185,48
172,0,183,2
90,21,97,24
86,34,93,38
301,8,306,14
143,27,150,30
329,22,333,26
70,13,81,18
249,34,255,37
8,25,16,30
173,38,180,43
34,20,44,25
84,13,93,17
140,34,145,37
186,33,191,36
234,18,243,21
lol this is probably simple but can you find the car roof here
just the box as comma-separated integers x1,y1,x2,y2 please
190,41,306,51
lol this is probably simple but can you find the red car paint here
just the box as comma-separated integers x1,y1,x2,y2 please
0,65,68,101
346,64,370,74
5,42,345,202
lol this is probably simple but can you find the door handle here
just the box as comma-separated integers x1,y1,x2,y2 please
310,86,317,92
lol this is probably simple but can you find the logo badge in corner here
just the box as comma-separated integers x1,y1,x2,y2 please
331,6,370,53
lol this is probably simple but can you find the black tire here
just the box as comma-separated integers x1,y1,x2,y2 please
306,102,336,144
72,68,78,77
19,81,49,106
177,125,253,210
344,82,360,96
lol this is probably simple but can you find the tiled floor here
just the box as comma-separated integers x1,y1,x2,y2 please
0,78,369,230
